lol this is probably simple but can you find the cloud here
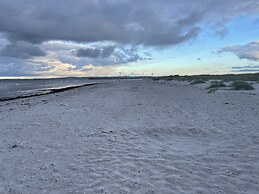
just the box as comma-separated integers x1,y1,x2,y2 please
0,57,53,76
40,41,151,69
1,40,46,59
232,65,259,69
76,46,115,58
231,65,259,72
0,0,258,76
219,41,259,61
112,45,150,63
44,43,150,70
68,65,93,72
0,0,258,47
76,48,102,58
231,69,259,73
101,46,116,58
72,44,151,67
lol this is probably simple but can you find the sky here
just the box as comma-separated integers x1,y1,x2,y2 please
0,0,258,78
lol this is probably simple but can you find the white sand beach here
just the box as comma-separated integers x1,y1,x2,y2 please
0,79,258,194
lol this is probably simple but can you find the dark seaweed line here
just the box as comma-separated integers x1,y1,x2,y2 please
0,83,96,102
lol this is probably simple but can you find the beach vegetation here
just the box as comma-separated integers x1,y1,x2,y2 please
153,73,259,82
207,81,226,89
230,81,255,90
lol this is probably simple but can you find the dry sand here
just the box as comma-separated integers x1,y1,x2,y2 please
0,79,258,194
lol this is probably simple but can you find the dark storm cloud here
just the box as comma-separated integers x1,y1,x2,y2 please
219,41,259,61
101,46,116,58
0,0,258,47
76,46,115,58
76,48,101,58
1,41,46,59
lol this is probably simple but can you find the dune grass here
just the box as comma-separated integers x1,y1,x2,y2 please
153,73,259,82
207,81,226,89
206,81,227,93
153,73,258,93
230,81,255,90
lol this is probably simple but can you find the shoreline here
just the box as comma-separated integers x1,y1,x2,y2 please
0,83,96,102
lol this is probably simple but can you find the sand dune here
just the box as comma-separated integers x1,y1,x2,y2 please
0,79,258,193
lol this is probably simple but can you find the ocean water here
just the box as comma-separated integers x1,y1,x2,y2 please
0,78,92,100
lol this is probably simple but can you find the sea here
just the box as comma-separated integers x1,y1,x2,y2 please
0,77,93,100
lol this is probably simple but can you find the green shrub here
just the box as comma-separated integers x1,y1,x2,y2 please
207,81,226,89
230,81,255,90
190,79,205,85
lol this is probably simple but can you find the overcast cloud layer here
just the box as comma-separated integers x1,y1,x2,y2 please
0,0,259,76
1,0,258,46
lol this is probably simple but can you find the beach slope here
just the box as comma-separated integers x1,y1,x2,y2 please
0,79,258,193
